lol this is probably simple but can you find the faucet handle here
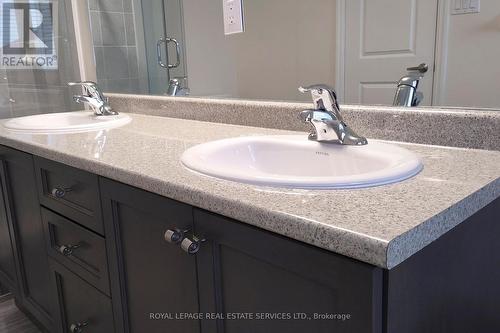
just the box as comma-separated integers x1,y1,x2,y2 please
298,84,333,93
406,63,428,73
68,81,106,100
68,81,102,94
68,81,96,95
298,84,340,115
68,81,98,88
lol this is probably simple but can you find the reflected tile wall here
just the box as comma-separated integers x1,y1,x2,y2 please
89,0,140,93
1,0,81,119
0,69,12,119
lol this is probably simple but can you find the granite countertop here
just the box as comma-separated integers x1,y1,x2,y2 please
109,93,500,150
0,113,498,269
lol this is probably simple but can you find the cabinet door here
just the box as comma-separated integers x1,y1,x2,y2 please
0,146,55,330
101,178,200,333
0,160,18,294
194,209,383,333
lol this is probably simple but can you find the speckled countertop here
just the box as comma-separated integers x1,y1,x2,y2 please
109,93,500,150
0,113,499,269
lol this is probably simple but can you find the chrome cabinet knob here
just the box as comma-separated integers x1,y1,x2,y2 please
69,321,88,333
51,187,72,198
164,228,189,244
180,235,205,255
58,244,81,257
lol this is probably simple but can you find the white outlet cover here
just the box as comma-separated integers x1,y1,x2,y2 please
223,0,244,35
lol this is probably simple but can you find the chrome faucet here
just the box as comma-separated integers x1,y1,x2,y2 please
167,77,190,96
393,63,428,107
298,84,368,145
68,81,117,116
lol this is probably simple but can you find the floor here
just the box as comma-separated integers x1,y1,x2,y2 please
0,296,41,333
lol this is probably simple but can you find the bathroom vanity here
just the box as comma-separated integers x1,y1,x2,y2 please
0,111,498,333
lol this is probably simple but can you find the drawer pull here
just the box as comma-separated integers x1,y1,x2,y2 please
59,244,82,257
51,187,73,198
164,228,190,244
69,321,88,333
181,235,206,255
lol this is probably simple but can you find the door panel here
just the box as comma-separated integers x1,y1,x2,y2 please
194,209,383,333
362,0,417,55
100,178,199,333
0,146,55,330
343,0,438,106
360,82,398,105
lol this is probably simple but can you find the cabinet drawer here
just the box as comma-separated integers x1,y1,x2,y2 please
42,208,110,296
34,157,103,235
50,260,114,333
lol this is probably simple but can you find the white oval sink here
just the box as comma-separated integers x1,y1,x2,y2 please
181,135,423,189
2,111,131,134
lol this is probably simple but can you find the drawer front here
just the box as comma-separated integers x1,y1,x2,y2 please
34,157,103,235
42,208,110,296
50,260,114,333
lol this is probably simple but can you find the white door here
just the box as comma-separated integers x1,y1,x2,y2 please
342,0,438,106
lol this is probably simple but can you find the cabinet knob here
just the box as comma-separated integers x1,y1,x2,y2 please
51,187,73,198
69,321,88,333
164,228,189,244
181,235,205,255
58,244,81,257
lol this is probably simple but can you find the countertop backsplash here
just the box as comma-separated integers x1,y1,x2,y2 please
108,93,500,151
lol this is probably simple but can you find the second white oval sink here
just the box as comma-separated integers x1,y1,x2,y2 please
2,111,131,134
181,135,423,189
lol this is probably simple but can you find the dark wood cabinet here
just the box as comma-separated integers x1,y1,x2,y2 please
385,198,500,333
100,178,383,333
101,178,200,333
0,146,55,331
1,146,499,333
194,209,383,333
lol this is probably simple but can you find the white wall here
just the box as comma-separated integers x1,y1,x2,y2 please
182,0,238,98
183,0,500,108
442,0,500,108
182,0,336,101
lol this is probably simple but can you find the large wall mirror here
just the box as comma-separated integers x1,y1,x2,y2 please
84,0,500,109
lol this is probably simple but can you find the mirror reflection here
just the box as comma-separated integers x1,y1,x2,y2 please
86,0,500,109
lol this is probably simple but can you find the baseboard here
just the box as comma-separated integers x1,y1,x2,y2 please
14,299,52,333
0,292,13,303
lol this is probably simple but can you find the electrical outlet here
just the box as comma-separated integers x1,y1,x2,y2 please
223,0,244,35
452,0,480,15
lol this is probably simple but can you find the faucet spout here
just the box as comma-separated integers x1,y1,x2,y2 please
73,95,93,105
393,63,428,107
68,81,117,116
299,109,367,145
298,85,367,146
